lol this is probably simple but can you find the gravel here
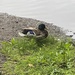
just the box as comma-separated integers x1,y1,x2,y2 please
0,13,66,41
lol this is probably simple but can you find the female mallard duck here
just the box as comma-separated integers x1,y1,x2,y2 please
18,24,48,38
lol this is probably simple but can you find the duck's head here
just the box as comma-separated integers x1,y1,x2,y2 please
38,24,46,31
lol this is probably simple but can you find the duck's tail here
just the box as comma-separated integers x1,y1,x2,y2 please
18,32,26,37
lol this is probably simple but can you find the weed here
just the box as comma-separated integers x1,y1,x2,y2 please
1,36,75,75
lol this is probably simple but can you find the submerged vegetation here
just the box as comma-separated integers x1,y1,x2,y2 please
0,36,75,75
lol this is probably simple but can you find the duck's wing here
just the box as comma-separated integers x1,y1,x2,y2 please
18,28,37,37
23,27,36,30
22,28,37,35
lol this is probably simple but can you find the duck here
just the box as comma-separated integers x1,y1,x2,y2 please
18,24,48,38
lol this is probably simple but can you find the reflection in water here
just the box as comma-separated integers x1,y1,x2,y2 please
0,0,75,31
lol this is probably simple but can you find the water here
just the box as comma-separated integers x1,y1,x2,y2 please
0,0,75,32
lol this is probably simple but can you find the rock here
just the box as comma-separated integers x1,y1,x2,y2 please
65,31,73,37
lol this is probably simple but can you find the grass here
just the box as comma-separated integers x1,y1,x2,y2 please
0,36,75,75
